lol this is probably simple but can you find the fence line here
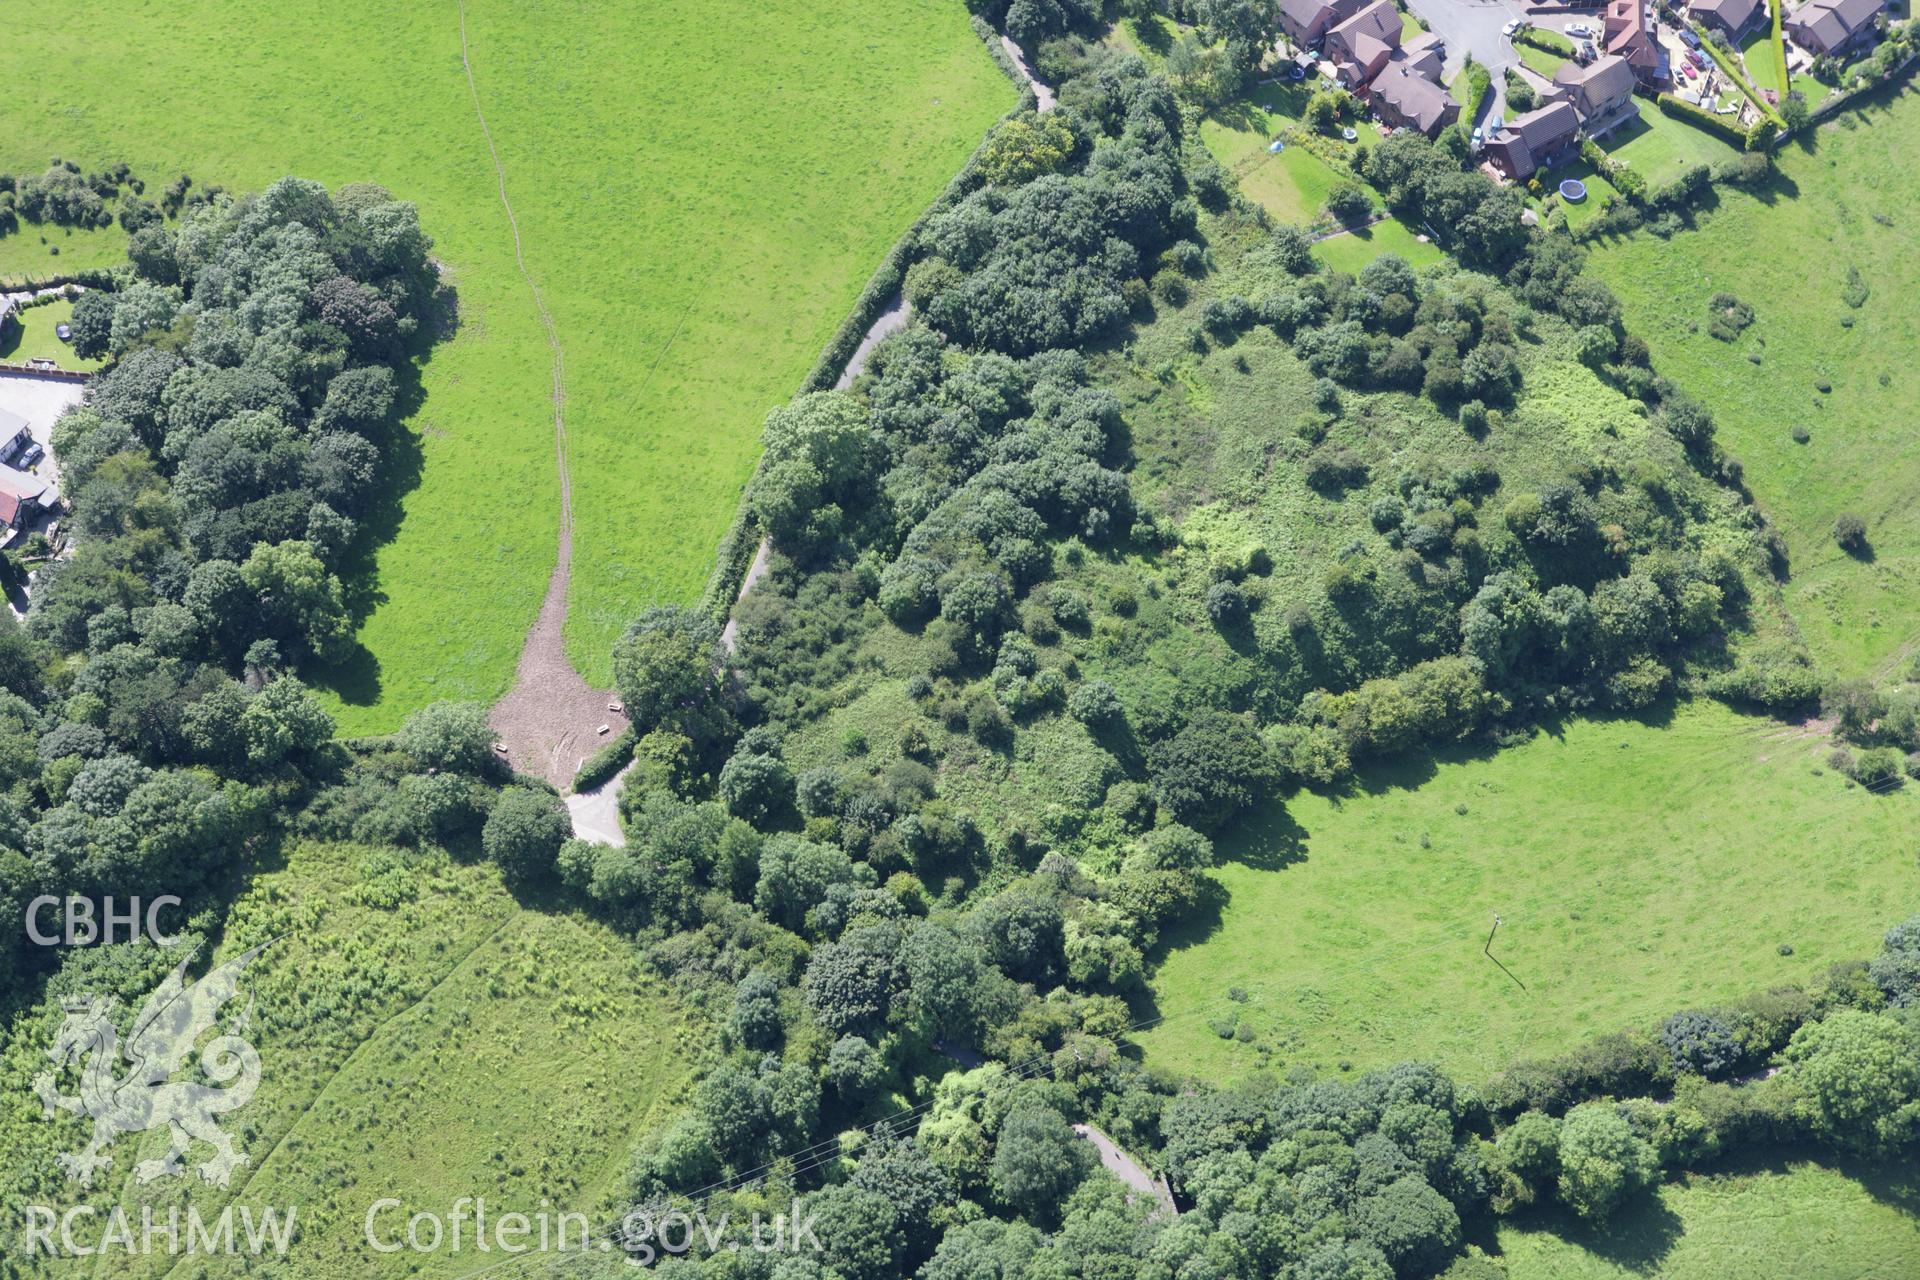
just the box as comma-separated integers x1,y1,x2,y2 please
0,363,90,382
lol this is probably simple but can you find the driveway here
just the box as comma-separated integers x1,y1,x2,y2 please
1405,0,1532,127
0,371,83,492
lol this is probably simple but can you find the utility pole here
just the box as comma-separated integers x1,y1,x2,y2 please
1483,913,1526,991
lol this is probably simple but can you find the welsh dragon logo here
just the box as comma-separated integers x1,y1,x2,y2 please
31,942,269,1189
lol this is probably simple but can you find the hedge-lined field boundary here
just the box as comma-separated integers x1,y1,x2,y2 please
697,21,1035,623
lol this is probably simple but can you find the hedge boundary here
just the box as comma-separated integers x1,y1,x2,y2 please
1693,21,1786,124
0,265,124,293
1768,0,1791,103
1457,57,1492,125
1655,91,1753,146
696,20,1035,623
573,726,638,792
1514,27,1575,58
1805,41,1919,126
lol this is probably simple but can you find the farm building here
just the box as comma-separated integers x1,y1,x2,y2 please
1785,0,1885,55
1484,101,1581,181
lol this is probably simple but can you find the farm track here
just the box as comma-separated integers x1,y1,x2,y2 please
457,0,626,789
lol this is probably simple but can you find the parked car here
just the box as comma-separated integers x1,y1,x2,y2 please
1682,60,1698,78
1582,40,1598,59
1471,126,1484,150
1689,49,1707,68
1567,22,1593,37
1679,28,1700,47
1502,18,1523,35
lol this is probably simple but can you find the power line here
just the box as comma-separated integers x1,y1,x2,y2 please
461,915,1547,1280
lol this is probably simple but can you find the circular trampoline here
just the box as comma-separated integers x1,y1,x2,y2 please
1559,178,1588,202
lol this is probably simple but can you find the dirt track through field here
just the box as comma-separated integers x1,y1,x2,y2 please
458,0,625,788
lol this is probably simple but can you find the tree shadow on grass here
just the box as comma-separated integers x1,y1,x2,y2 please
309,278,461,711
1501,1192,1686,1272
1677,1143,1920,1221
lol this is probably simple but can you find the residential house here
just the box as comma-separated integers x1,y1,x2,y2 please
0,410,33,470
1326,0,1406,86
1548,54,1642,129
1279,0,1370,48
1483,101,1581,181
1396,30,1447,79
1691,0,1766,40
1786,0,1885,56
1602,0,1663,81
1368,64,1461,136
0,468,55,548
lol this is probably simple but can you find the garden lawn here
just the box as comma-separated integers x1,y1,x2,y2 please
1499,1156,1920,1279
1518,42,1571,77
1135,701,1920,1081
0,0,1009,724
1236,145,1346,224
1542,157,1623,228
1602,106,1740,185
1199,90,1440,259
1312,216,1445,271
0,298,103,372
1199,80,1317,169
1588,86,1920,675
1742,29,1787,97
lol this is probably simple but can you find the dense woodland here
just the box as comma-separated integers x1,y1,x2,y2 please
0,177,443,983
1,23,1918,1280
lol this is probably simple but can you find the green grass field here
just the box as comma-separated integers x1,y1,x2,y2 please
1135,701,1920,1080
0,0,1009,725
1603,107,1740,185
0,299,104,372
1499,1157,1920,1279
0,842,694,1279
1587,86,1920,676
0,221,126,286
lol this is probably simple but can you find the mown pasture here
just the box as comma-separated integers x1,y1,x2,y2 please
1587,86,1920,677
0,843,693,1279
1499,1156,1920,1279
1136,702,1920,1080
0,0,1008,722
